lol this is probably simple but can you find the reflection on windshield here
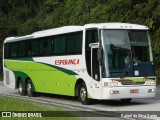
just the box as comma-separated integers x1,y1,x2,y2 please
102,30,153,78
102,30,132,77
129,30,151,62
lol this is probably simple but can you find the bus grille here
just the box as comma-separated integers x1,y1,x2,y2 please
5,71,10,85
120,80,145,85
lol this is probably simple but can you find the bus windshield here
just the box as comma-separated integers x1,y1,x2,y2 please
102,29,154,78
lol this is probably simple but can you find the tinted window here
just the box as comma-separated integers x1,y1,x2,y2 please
54,35,66,54
4,44,9,58
10,43,18,57
18,42,26,57
86,30,98,51
5,31,83,58
32,40,39,56
75,32,82,53
85,29,98,76
67,32,82,54
40,38,52,56
27,40,39,56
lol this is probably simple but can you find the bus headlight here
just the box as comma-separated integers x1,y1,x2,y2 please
108,81,119,86
146,80,155,85
110,82,118,86
103,80,120,87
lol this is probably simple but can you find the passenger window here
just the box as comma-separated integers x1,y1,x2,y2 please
10,43,18,57
54,35,66,54
67,32,82,54
18,42,26,57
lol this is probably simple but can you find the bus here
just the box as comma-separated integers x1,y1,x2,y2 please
3,23,156,104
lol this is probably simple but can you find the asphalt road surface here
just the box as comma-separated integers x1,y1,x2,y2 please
0,81,160,120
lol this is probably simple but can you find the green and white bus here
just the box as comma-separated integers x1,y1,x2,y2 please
3,23,156,104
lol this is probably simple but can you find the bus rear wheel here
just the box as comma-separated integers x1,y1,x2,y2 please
18,79,26,95
79,83,90,105
26,79,34,97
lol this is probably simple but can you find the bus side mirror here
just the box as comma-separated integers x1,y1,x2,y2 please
97,48,103,64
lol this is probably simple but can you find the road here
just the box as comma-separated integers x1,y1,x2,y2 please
0,81,160,120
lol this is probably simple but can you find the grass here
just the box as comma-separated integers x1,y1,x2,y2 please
0,96,79,120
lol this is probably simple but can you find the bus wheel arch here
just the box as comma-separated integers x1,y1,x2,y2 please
75,79,90,105
75,78,85,97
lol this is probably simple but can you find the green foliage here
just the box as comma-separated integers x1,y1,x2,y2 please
0,0,160,78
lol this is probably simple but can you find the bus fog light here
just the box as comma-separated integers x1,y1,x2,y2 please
110,90,119,94
148,89,155,93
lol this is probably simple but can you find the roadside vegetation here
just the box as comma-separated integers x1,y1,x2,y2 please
0,96,79,120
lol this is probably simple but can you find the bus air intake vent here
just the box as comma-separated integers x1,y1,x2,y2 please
5,71,10,85
120,80,145,85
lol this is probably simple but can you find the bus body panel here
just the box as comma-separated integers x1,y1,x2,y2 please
101,77,156,99
101,85,156,99
4,56,83,96
3,57,102,99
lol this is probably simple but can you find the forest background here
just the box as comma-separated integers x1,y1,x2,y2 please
0,0,160,80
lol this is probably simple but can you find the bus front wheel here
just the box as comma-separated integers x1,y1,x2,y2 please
26,79,34,97
79,83,90,105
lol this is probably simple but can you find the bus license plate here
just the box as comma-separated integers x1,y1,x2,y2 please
130,89,139,93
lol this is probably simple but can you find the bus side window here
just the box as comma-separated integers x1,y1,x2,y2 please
39,37,52,56
27,41,32,56
4,44,9,58
67,32,82,54
46,38,52,55
53,35,66,55
18,42,26,57
10,43,18,57
32,40,39,56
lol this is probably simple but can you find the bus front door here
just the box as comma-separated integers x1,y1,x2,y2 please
91,48,100,81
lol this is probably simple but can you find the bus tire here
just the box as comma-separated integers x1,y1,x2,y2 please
26,79,34,97
18,79,26,96
79,83,90,105
120,98,132,103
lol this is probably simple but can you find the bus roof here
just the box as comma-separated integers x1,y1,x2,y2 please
84,23,149,29
4,23,149,43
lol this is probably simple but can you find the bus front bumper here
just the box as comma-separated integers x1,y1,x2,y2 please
101,85,156,100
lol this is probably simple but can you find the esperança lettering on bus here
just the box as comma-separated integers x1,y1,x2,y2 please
55,59,79,65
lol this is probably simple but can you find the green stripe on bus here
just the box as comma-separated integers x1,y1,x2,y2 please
5,60,77,96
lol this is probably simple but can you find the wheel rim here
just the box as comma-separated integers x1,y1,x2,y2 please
18,82,23,94
27,82,32,95
80,87,87,102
